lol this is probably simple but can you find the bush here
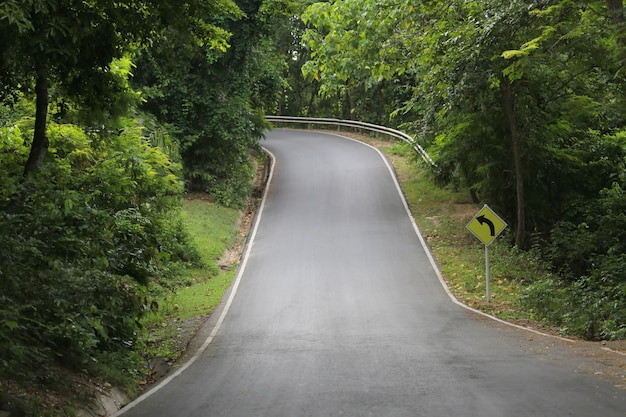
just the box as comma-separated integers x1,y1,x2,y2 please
522,273,626,341
522,180,626,340
516,153,626,341
0,119,198,381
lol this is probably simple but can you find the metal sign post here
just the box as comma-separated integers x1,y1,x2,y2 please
466,205,507,302
485,244,490,301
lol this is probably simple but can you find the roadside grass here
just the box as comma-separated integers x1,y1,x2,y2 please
390,145,528,318
139,197,243,364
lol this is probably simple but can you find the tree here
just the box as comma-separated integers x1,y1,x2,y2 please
133,0,295,206
0,0,239,177
301,0,409,122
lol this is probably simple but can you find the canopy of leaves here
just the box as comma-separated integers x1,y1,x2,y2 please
0,0,239,98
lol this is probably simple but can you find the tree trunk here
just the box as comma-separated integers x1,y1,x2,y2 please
606,0,626,65
306,86,316,117
7,65,50,213
23,67,50,176
501,77,526,249
607,0,625,25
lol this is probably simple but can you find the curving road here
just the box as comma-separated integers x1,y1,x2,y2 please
116,129,625,417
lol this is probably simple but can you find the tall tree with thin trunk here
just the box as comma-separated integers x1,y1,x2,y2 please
607,0,625,24
0,0,239,177
500,76,526,249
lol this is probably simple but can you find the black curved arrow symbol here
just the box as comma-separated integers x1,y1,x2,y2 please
477,215,495,236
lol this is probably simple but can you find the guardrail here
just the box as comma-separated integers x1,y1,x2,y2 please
265,115,436,168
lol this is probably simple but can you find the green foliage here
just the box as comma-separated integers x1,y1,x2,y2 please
0,125,28,203
90,349,145,396
530,178,626,340
303,0,626,236
132,0,289,207
522,273,626,340
0,0,242,176
300,0,411,122
0,0,240,104
0,0,290,410
0,117,198,382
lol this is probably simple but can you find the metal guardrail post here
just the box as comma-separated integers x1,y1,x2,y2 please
264,115,436,168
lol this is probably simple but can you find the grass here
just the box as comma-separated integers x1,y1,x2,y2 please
139,197,243,363
181,198,243,264
398,160,549,321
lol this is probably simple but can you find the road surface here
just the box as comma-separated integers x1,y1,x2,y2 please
117,129,625,417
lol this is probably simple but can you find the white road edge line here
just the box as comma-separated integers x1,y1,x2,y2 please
111,149,278,416
331,132,577,344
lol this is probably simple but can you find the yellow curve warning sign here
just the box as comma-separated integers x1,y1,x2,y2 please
466,205,507,246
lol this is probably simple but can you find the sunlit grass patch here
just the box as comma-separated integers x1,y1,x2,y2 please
139,196,242,361
182,197,242,266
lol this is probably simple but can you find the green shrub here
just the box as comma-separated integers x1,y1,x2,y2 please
206,159,256,208
522,268,626,340
0,119,198,382
0,125,29,204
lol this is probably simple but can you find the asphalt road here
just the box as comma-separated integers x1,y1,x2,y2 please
117,129,626,417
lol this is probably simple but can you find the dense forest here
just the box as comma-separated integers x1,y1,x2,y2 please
1,0,626,413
